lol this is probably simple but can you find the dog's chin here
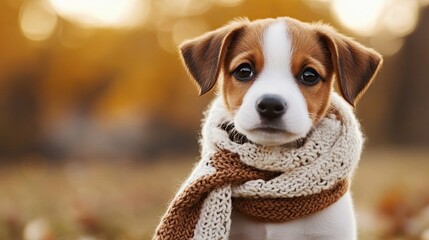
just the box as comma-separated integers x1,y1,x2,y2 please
236,127,307,147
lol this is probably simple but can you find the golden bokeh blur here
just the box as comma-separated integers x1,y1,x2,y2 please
19,0,57,41
0,0,428,239
13,0,428,56
315,0,425,55
332,0,387,36
48,0,148,28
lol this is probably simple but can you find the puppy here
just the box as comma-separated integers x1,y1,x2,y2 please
179,17,382,240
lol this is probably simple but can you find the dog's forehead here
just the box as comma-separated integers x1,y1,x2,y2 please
227,18,320,63
238,19,312,43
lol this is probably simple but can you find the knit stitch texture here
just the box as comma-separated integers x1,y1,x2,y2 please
154,93,363,240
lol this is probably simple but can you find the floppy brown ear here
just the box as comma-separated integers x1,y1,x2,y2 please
179,21,246,95
317,26,383,107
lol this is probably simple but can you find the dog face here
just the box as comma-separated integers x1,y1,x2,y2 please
180,17,382,146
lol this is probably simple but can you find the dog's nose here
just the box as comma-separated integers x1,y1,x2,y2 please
256,94,287,120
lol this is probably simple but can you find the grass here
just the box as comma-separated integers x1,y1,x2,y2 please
0,148,428,240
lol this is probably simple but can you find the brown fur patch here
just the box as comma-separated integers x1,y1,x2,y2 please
314,24,383,106
286,18,335,123
179,19,249,95
221,19,273,113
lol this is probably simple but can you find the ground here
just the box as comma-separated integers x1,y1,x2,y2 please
0,148,428,240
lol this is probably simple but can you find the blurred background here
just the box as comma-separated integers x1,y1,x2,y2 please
0,0,428,239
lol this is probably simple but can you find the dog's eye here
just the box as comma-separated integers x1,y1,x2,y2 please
233,63,255,82
299,68,320,85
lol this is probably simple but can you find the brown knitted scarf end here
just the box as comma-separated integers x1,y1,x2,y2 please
232,179,349,222
154,150,350,240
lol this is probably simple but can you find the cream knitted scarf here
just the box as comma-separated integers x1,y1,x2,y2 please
154,93,363,240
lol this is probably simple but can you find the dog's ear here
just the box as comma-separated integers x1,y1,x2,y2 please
317,25,383,107
179,21,246,95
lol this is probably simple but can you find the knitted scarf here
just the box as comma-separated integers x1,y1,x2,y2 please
154,93,363,240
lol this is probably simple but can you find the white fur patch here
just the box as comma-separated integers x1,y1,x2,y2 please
234,20,312,146
230,193,356,240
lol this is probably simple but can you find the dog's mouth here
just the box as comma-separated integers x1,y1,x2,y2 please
249,126,288,134
220,122,306,147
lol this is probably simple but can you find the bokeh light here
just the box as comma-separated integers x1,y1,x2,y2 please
326,0,423,55
331,0,387,36
47,0,148,28
19,0,57,41
384,0,418,37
